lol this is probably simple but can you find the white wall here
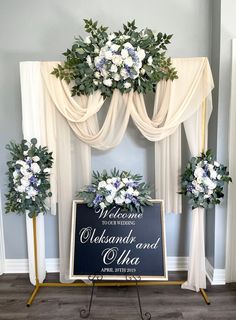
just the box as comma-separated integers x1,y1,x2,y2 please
0,0,212,261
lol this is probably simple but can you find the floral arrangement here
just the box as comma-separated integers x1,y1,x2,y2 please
78,168,152,213
52,19,177,98
5,139,53,218
180,150,231,209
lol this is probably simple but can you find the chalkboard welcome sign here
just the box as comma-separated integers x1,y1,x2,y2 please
69,200,167,281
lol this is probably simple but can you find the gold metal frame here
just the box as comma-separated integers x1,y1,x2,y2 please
27,99,210,307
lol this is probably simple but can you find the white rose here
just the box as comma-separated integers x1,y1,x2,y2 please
208,164,214,171
122,178,128,184
103,78,113,87
113,73,121,81
203,177,216,190
20,167,32,178
137,48,145,61
98,181,107,190
210,170,217,179
16,160,28,168
101,69,108,78
124,82,131,89
106,194,114,204
104,50,113,60
110,64,118,73
111,44,119,51
112,55,123,66
108,33,116,41
124,56,133,67
147,56,153,65
95,71,101,79
120,68,129,80
94,48,100,54
43,168,51,174
214,161,220,167
86,55,93,67
106,40,112,46
106,178,112,184
16,185,26,193
32,156,40,162
31,163,41,174
194,167,205,178
140,68,146,75
93,79,99,86
100,202,106,209
114,196,125,205
84,36,91,44
21,177,30,187
133,190,139,197
13,170,19,179
123,42,133,49
121,48,129,59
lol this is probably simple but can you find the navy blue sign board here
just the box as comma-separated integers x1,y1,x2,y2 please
69,200,168,281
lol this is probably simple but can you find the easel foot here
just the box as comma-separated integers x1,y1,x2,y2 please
27,285,40,307
200,288,211,305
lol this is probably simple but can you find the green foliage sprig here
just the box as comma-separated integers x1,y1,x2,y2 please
52,19,177,98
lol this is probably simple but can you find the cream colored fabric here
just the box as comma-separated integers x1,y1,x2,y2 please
226,39,236,282
182,96,212,291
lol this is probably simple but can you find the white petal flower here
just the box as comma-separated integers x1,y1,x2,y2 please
100,202,106,209
214,161,220,167
137,48,145,61
147,56,153,65
86,55,93,67
133,190,139,197
23,151,28,156
124,82,131,89
84,36,91,44
123,42,133,49
27,186,38,198
31,163,41,174
95,71,101,79
140,68,146,75
114,196,125,205
125,198,132,204
104,50,113,60
122,178,128,184
111,55,123,66
194,167,205,178
120,68,129,79
124,56,133,67
93,79,99,86
32,156,40,162
121,48,129,59
127,187,134,195
113,73,121,81
108,33,116,41
106,178,112,184
106,194,114,203
103,78,113,87
16,185,26,193
203,177,216,190
43,168,51,174
21,177,30,187
13,170,19,179
101,69,108,78
210,170,217,179
110,64,118,73
217,174,222,180
16,160,28,168
94,48,100,54
20,167,32,178
111,44,119,51
17,198,22,203
98,181,107,190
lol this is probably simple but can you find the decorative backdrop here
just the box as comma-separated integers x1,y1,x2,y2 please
20,57,213,291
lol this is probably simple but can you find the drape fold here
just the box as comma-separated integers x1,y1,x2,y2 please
20,57,214,289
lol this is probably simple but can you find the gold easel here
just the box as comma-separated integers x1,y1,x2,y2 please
27,100,210,307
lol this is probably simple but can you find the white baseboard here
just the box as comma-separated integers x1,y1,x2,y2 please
205,258,226,285
5,258,60,274
4,256,187,274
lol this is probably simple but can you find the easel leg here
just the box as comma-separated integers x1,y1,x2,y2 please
80,281,95,318
27,285,40,307
200,288,211,305
135,281,151,320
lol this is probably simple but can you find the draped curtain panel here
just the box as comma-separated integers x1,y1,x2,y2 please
20,57,213,290
226,39,236,282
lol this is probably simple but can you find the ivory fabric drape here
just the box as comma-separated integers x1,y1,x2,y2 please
20,57,214,289
226,39,236,282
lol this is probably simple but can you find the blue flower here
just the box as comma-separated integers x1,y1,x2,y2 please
93,194,103,205
29,175,38,185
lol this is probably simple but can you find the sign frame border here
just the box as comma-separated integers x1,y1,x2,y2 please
69,199,168,281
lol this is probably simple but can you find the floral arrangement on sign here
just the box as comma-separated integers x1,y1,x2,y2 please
78,168,152,213
52,19,177,98
5,139,53,218
180,150,231,209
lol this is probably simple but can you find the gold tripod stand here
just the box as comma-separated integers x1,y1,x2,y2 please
27,100,210,307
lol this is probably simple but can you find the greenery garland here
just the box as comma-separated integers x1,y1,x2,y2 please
52,19,177,98
180,150,231,209
78,168,152,213
5,139,53,218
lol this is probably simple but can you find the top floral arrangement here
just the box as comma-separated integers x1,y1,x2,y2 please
52,19,177,98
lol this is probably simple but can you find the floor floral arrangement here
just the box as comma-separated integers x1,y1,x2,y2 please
52,19,177,98
78,168,152,213
180,150,231,209
5,138,53,218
